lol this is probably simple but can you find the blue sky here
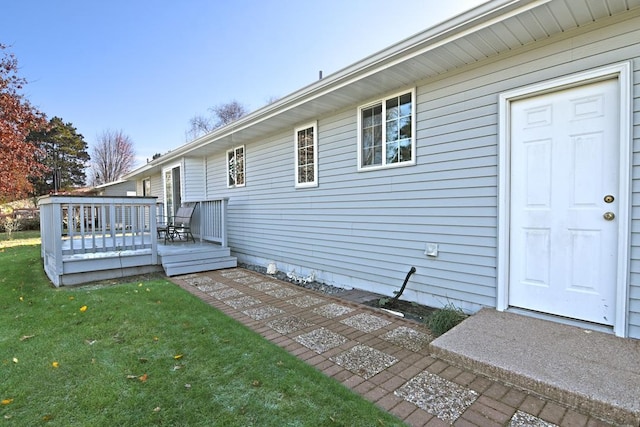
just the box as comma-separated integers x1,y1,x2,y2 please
3,0,486,168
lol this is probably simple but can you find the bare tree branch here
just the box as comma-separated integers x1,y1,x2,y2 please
89,129,136,186
185,100,249,141
209,100,248,128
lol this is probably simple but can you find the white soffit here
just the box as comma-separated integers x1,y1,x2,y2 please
129,0,640,175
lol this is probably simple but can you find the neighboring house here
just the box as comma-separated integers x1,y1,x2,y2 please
93,179,137,197
124,0,640,339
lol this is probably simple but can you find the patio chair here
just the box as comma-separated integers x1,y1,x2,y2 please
157,215,171,242
166,203,197,243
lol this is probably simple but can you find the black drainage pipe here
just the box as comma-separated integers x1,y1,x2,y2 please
391,266,417,304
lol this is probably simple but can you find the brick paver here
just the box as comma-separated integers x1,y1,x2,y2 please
171,269,618,427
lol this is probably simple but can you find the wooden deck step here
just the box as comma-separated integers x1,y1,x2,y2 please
163,256,237,276
158,243,237,276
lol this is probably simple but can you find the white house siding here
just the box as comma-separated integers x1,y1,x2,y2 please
181,13,640,337
97,181,136,196
183,157,206,203
395,14,640,336
150,174,163,203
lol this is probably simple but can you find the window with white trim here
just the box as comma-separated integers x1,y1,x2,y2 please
142,178,151,196
226,145,245,188
358,89,415,170
295,122,318,188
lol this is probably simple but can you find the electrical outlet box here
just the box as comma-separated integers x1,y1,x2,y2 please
425,243,438,257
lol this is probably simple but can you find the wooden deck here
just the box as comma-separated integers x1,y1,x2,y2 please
39,196,235,286
54,239,236,286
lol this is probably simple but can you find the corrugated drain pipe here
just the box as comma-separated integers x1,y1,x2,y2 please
391,266,417,304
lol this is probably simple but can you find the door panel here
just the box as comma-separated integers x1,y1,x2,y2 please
509,79,619,325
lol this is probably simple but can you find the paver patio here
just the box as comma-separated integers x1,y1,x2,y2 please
172,268,616,427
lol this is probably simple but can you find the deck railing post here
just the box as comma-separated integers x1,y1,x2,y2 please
53,201,63,285
221,198,228,248
150,202,158,264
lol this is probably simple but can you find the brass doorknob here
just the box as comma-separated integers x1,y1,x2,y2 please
603,212,615,221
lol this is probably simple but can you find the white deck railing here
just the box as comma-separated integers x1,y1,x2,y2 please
38,195,229,286
191,198,229,247
39,195,159,258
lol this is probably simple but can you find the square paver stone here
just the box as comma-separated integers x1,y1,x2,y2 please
208,288,244,300
382,326,432,352
184,275,214,286
313,303,355,318
287,295,326,308
224,296,262,309
330,345,397,379
394,371,478,423
196,282,228,293
249,281,281,291
509,411,558,427
340,312,392,333
265,287,300,298
267,315,314,334
294,328,348,353
242,306,286,320
233,276,263,285
220,270,249,279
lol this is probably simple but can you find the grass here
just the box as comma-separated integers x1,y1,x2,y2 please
0,229,40,248
0,232,404,426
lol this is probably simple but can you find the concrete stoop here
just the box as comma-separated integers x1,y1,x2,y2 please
429,308,640,426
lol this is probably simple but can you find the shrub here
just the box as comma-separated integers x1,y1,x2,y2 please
1,217,39,232
20,217,40,231
427,303,467,336
2,216,21,238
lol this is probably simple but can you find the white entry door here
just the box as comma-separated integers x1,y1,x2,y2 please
509,79,619,325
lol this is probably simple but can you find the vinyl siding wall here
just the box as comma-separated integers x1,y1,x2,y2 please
150,174,163,203
139,173,164,202
183,157,206,203
173,14,640,337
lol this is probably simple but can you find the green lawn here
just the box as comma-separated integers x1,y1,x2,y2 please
0,232,404,426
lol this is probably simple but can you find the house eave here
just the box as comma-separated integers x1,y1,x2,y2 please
124,0,639,181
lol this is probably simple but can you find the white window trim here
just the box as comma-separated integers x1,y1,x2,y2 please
142,177,151,197
162,162,182,218
226,145,246,188
357,88,416,171
294,121,318,188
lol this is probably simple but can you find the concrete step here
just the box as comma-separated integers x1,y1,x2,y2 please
429,308,640,426
163,256,237,276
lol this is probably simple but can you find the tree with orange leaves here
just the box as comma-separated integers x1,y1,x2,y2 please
0,44,47,203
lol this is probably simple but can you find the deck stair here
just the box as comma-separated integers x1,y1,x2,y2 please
158,242,237,276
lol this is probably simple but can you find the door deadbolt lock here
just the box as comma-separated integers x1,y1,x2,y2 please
604,195,615,203
603,212,615,221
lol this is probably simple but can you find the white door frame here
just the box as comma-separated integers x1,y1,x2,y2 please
162,161,183,219
497,62,632,337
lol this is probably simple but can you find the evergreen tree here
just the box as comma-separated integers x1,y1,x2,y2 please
28,117,90,195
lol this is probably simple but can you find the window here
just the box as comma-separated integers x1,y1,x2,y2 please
295,122,318,188
227,146,245,188
358,89,415,170
142,178,151,196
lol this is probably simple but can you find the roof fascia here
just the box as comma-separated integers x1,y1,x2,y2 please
126,0,550,179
